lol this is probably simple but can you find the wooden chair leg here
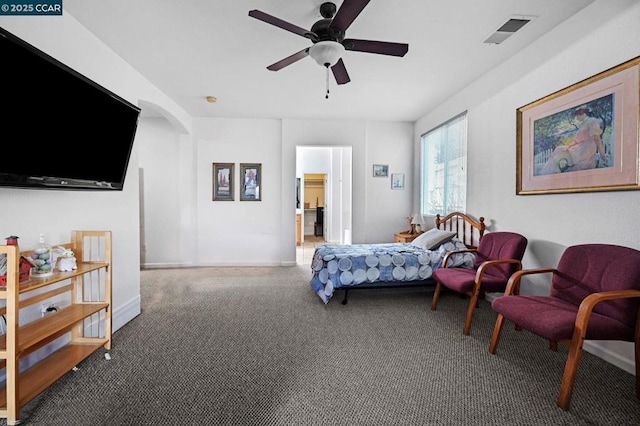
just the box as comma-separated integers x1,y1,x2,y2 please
549,340,558,351
636,340,640,399
635,311,640,399
463,292,479,335
557,336,584,410
431,282,442,310
489,313,505,354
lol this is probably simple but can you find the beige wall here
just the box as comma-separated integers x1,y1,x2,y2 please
304,174,325,208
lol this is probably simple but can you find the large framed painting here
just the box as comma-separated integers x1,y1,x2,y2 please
240,163,261,201
212,163,234,201
517,56,640,195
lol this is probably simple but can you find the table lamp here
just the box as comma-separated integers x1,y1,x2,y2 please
410,213,424,234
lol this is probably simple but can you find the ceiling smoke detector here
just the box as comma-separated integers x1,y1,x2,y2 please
483,15,536,45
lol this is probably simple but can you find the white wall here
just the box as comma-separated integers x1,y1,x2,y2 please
137,118,184,267
414,0,640,373
0,13,191,333
187,118,413,265
334,146,353,245
138,117,413,268
192,118,283,266
365,121,416,242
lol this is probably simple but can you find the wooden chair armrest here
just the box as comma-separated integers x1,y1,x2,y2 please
476,259,523,282
574,289,640,336
442,248,477,268
503,267,557,295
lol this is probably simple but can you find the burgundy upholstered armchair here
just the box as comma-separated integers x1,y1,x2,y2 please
489,243,640,410
431,231,528,335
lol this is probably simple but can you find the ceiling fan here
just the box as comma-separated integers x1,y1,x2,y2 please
248,0,409,98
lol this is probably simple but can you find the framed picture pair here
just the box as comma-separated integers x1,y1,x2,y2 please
373,164,405,189
212,163,261,201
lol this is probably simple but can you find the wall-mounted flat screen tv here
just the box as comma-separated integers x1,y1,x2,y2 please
0,27,141,191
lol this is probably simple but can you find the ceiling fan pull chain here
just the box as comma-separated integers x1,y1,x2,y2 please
325,65,330,99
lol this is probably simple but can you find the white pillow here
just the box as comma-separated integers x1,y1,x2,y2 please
410,228,457,250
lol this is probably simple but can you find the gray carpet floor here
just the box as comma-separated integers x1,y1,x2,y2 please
7,265,640,425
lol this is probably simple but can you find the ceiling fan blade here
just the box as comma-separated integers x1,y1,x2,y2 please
330,0,370,33
331,59,351,85
343,38,408,57
249,10,317,40
266,48,310,71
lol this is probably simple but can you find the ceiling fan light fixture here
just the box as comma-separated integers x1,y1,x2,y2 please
309,41,345,67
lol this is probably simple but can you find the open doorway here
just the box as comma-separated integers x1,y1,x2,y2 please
296,146,352,265
300,173,326,265
303,173,325,237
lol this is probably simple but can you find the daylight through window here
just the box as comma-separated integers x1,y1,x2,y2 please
420,112,468,216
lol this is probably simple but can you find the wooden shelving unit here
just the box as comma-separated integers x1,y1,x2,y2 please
0,230,111,425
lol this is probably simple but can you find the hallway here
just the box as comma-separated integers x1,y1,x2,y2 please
296,235,324,265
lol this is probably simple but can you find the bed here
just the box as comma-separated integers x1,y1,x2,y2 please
309,212,485,304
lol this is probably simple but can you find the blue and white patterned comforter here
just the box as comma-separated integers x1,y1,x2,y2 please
309,238,474,303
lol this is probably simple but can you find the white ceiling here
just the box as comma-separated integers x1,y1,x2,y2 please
64,0,595,122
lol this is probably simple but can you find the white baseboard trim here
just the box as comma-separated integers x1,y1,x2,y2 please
141,262,193,269
583,341,635,375
112,295,141,332
142,261,291,268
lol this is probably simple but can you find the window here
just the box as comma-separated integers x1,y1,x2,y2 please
420,112,467,215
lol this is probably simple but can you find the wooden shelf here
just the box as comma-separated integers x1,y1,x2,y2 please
0,263,108,299
0,303,108,354
0,231,112,424
12,262,108,294
0,341,106,409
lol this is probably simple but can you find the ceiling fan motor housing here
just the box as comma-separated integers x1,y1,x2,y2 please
311,18,344,43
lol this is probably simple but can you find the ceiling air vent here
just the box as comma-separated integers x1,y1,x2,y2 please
483,15,536,45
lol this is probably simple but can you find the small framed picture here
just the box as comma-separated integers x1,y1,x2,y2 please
212,163,234,201
391,173,405,190
373,164,389,177
240,163,261,201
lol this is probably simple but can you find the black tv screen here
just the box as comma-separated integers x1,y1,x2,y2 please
0,27,140,190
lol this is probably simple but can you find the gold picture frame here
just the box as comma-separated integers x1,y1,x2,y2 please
517,56,640,195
